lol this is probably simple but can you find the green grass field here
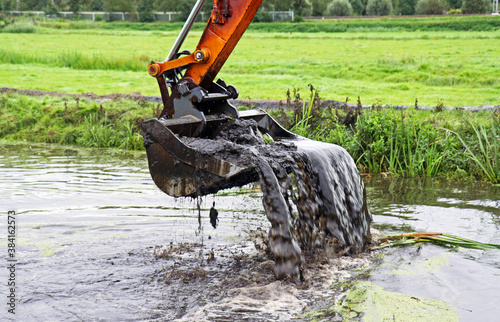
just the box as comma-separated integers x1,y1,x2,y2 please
1,18,500,106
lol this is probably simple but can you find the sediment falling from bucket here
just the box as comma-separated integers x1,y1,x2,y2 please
256,157,302,279
291,139,371,249
183,119,372,279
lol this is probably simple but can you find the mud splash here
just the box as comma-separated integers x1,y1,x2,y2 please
149,241,370,321
182,119,372,279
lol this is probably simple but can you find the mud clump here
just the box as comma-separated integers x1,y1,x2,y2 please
153,242,202,259
182,119,372,280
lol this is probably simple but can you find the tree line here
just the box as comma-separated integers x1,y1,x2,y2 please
0,0,493,22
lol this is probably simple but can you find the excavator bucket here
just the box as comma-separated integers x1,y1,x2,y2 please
141,108,297,197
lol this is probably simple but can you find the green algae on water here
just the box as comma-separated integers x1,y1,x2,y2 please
391,252,450,276
334,281,458,321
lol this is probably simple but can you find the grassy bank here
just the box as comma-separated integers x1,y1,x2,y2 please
1,16,499,106
0,92,155,150
269,87,499,183
1,92,498,183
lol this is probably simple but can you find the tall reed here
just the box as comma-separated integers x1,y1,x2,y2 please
444,120,499,184
290,89,315,137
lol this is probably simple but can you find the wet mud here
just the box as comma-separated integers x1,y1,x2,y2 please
148,241,369,321
182,119,371,279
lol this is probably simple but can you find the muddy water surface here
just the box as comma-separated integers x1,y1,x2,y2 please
1,142,499,321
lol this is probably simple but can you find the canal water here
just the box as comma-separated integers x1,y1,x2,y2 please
1,142,499,321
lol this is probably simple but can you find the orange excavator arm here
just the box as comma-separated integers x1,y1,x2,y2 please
185,0,263,88
148,0,262,119
141,0,297,198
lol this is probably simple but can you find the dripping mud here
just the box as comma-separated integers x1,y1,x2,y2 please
180,119,372,280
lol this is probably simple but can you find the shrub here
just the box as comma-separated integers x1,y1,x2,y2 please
0,12,9,23
366,0,393,15
69,0,81,15
293,15,305,22
448,0,463,9
137,0,154,22
45,4,60,17
391,0,400,14
312,0,331,15
462,0,490,13
448,8,462,13
326,0,354,15
415,0,447,14
349,0,365,14
5,0,15,11
174,0,194,21
253,10,273,22
399,0,417,14
1,21,37,33
90,0,104,10
293,0,313,16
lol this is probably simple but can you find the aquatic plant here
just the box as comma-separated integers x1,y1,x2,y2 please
0,93,156,150
373,232,500,250
351,107,447,176
443,120,500,184
333,281,459,321
272,101,500,183
78,113,118,148
118,121,143,150
290,87,316,137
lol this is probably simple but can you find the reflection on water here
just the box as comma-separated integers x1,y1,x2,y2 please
1,142,499,321
365,177,500,321
1,142,268,321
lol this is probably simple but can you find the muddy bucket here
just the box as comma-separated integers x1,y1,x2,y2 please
141,109,297,197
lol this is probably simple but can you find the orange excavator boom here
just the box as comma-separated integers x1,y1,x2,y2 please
148,0,262,118
141,0,297,197
183,0,263,88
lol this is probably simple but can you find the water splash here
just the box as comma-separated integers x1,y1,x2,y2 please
184,119,372,279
